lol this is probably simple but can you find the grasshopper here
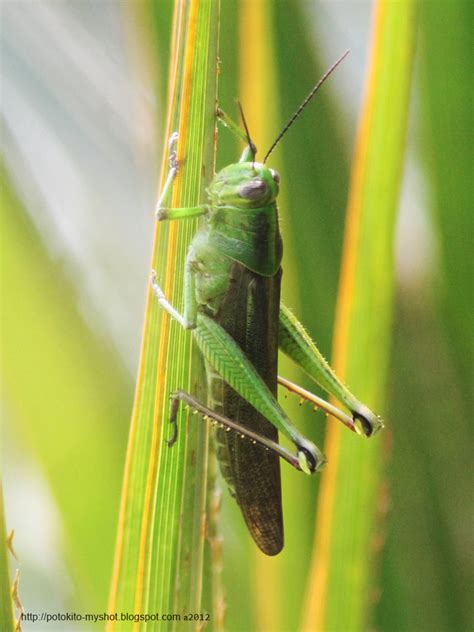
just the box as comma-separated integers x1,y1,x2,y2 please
151,52,383,555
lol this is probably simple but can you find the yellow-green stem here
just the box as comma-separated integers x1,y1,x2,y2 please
302,1,416,630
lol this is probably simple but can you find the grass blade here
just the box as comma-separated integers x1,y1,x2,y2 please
108,1,219,625
377,2,473,629
420,0,473,395
301,2,416,630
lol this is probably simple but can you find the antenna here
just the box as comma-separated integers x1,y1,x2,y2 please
237,101,257,162
263,50,350,163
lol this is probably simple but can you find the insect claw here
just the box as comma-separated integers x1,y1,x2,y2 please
168,132,179,169
168,131,179,149
150,272,166,300
155,207,167,221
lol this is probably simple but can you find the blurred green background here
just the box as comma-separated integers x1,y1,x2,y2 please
1,1,471,630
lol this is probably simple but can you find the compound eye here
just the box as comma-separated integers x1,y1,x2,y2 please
270,169,280,184
239,179,267,200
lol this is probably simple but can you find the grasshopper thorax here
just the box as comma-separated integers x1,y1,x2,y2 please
208,162,280,209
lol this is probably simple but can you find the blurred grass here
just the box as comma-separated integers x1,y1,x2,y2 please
128,0,173,121
0,485,15,632
302,2,415,630
420,0,473,393
108,1,219,626
376,1,473,630
1,164,130,608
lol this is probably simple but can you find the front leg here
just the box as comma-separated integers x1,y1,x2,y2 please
155,132,179,216
155,131,208,221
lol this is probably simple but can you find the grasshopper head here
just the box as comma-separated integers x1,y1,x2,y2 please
209,162,280,208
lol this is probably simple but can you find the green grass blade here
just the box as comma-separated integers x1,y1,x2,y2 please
420,0,473,396
0,485,15,632
301,2,416,630
377,2,473,630
108,1,219,626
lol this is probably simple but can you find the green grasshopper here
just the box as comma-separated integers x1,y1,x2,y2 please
151,52,383,555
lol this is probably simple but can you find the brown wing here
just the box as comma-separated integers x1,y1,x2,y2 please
211,262,283,555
